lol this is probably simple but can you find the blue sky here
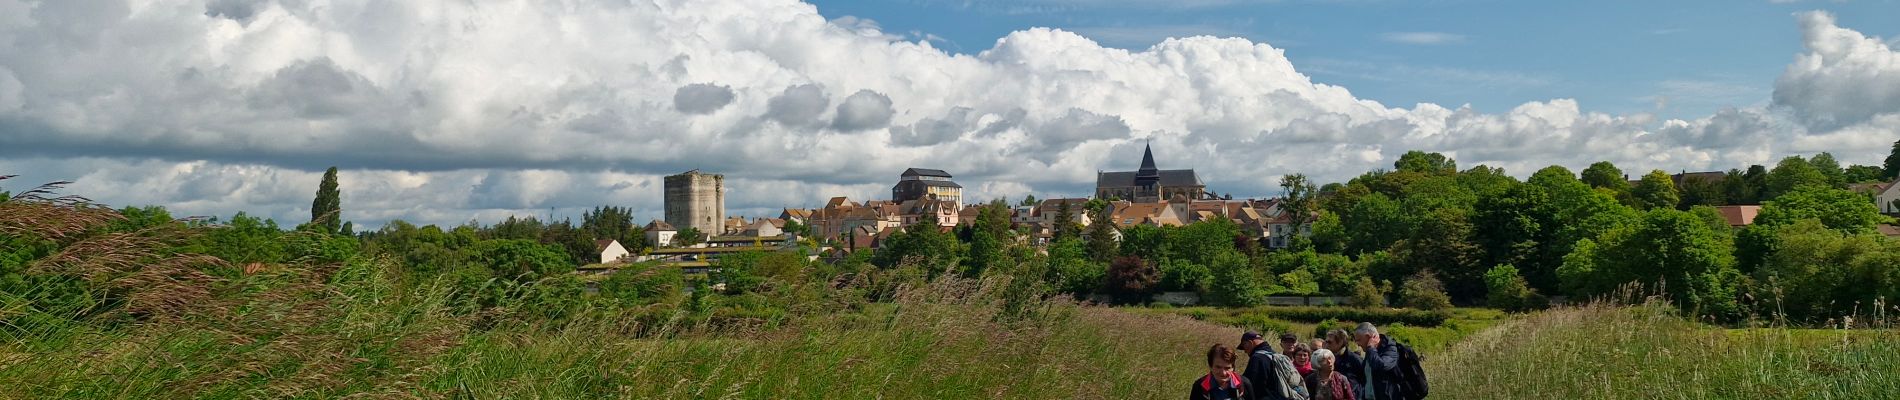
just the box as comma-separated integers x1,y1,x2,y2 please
808,0,1900,120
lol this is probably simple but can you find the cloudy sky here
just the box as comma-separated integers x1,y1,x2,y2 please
2,0,1897,229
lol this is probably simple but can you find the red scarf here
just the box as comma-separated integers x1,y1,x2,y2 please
1200,371,1244,392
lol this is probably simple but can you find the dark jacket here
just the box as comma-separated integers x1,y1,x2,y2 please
1342,334,1403,400
1242,347,1287,400
1190,373,1254,400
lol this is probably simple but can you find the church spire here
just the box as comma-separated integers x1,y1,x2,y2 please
1137,143,1159,176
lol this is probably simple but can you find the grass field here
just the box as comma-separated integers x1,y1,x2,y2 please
4,257,1895,399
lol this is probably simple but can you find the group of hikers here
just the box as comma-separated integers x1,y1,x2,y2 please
1192,322,1429,400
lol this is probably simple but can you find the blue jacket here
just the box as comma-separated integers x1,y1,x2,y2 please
1350,334,1403,400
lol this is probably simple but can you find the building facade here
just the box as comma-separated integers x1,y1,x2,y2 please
892,168,962,205
1095,144,1208,203
664,169,725,236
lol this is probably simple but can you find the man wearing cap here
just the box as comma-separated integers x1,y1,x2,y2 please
1239,331,1310,400
1278,332,1300,358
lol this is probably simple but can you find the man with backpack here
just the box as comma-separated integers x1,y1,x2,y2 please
1238,331,1309,400
1345,323,1429,400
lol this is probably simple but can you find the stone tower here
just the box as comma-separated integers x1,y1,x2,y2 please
664,169,725,236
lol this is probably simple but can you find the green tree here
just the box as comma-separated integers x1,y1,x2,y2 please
1307,211,1346,254
475,239,573,281
1020,194,1038,207
1885,139,1900,179
1337,192,1406,255
1753,185,1888,233
1559,209,1743,319
872,214,962,274
1051,200,1080,242
673,227,705,247
1581,161,1628,192
1484,264,1546,312
1721,168,1762,205
1046,238,1106,295
1399,270,1453,311
1395,150,1458,175
1085,200,1119,262
1844,164,1886,184
1391,208,1483,302
1808,152,1846,187
1279,173,1318,230
1629,170,1680,210
1348,276,1385,308
1765,156,1829,199
1207,250,1267,306
1117,224,1167,259
309,166,342,235
1753,219,1887,323
965,202,1012,277
582,206,644,253
1677,174,1726,208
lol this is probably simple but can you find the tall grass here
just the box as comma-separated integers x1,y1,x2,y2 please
0,256,1242,399
1427,299,1900,399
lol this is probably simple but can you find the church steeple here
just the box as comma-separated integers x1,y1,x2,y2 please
1136,143,1159,177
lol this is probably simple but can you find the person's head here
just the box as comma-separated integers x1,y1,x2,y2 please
1310,339,1326,351
1353,322,1380,348
1324,329,1350,351
1238,331,1264,352
1290,343,1313,367
1311,348,1336,372
1279,332,1298,352
1206,343,1238,376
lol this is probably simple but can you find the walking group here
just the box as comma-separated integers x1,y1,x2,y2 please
1191,322,1429,400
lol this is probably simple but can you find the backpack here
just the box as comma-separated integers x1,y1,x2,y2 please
1393,340,1430,399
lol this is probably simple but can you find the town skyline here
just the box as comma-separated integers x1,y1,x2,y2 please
4,1,1898,230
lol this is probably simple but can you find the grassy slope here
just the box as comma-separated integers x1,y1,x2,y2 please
0,262,1242,399
1427,303,1900,399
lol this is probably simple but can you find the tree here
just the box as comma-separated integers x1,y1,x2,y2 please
1581,162,1628,192
1020,195,1038,207
965,202,1012,277
1085,200,1119,262
1472,184,1551,282
1844,164,1886,184
1046,238,1106,295
1765,156,1829,199
1207,250,1267,306
1629,170,1680,210
1677,174,1726,208
1485,264,1546,312
1808,152,1846,187
1348,276,1385,308
1886,139,1900,180
475,239,573,281
1052,200,1080,242
871,213,961,274
1104,255,1160,302
1337,192,1406,255
1753,219,1887,323
581,206,643,252
1753,186,1888,233
1395,151,1457,175
1399,270,1453,311
1559,209,1743,320
673,227,705,247
1720,169,1762,206
1391,208,1483,302
309,166,342,235
1279,173,1318,230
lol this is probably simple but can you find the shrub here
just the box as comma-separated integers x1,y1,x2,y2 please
1249,306,1450,327
1348,276,1384,308
1400,270,1453,311
1484,264,1548,312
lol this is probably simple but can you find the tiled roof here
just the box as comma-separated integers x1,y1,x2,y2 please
1096,169,1204,187
1713,205,1761,227
594,239,618,253
643,219,676,231
901,168,953,178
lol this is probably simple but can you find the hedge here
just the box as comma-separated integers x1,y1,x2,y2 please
1246,306,1450,327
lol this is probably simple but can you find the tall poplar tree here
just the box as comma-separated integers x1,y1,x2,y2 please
310,166,342,235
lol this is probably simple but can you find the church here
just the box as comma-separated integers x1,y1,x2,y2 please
1095,144,1212,203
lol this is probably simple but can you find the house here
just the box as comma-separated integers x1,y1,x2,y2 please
1711,205,1762,227
1877,177,1900,215
595,239,629,264
779,208,813,225
1264,213,1314,249
643,220,678,248
1108,200,1187,228
892,168,963,205
740,218,785,237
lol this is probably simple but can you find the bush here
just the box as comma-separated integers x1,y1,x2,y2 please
1348,276,1384,308
1484,264,1547,312
1313,318,1354,338
1400,270,1453,311
1249,306,1450,327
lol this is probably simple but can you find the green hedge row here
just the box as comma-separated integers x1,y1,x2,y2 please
1247,306,1451,327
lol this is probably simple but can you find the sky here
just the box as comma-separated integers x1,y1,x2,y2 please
2,0,1898,230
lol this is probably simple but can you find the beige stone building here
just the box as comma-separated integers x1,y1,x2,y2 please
664,169,725,235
